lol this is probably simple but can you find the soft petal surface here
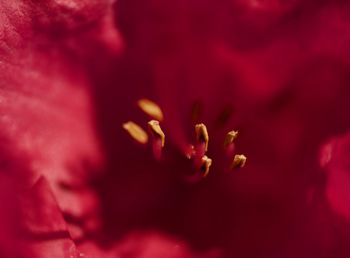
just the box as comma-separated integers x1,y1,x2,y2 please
2,0,350,258
19,177,83,258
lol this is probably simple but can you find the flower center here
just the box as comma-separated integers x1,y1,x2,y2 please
123,98,247,182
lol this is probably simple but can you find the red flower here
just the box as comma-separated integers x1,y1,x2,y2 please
1,0,350,257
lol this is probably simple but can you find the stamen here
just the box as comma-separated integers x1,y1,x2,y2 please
224,130,239,148
195,123,209,152
148,120,165,160
138,99,164,121
231,154,247,169
122,121,148,144
224,130,238,157
199,155,212,177
148,120,165,147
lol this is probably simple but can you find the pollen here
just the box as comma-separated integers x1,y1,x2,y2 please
224,130,239,148
122,121,148,144
200,155,212,177
231,154,247,169
148,120,165,147
195,123,209,151
138,99,164,121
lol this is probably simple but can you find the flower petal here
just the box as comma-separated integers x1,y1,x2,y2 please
19,177,85,258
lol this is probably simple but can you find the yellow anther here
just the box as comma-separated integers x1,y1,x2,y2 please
224,130,239,148
148,120,165,147
122,121,148,144
138,99,164,121
200,155,212,177
231,154,247,169
195,123,209,151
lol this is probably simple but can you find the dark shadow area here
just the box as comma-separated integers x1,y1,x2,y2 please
82,0,350,257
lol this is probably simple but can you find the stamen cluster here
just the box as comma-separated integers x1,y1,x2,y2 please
123,98,246,181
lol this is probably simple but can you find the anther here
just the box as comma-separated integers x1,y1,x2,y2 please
148,120,165,147
138,99,164,121
224,130,238,157
231,154,247,169
148,120,165,160
199,155,212,177
224,130,239,148
122,121,148,144
195,123,209,152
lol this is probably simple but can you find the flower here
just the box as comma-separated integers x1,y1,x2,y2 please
1,0,350,258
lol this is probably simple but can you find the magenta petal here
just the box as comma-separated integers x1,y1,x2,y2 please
20,177,68,234
0,0,122,244
18,177,85,258
0,1,123,255
322,133,350,221
3,0,350,257
79,231,222,258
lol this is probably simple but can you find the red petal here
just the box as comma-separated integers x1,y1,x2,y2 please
323,133,350,221
19,177,85,258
